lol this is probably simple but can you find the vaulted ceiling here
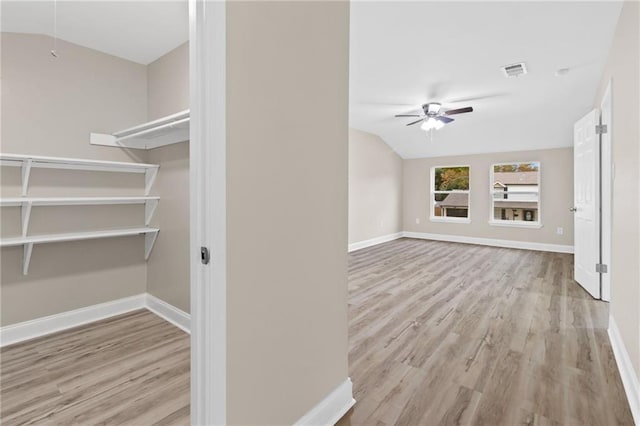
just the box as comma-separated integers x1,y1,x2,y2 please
2,0,623,157
1,1,188,65
349,1,623,159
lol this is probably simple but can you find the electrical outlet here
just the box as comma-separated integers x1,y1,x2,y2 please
556,227,564,235
416,218,420,224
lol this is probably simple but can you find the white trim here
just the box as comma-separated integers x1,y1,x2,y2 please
348,232,403,252
600,80,613,302
145,294,191,334
190,0,227,424
489,220,543,229
294,378,356,426
0,294,146,347
402,231,574,253
430,216,471,224
608,314,640,425
0,293,192,348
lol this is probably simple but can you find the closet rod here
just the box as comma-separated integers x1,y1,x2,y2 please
116,117,190,143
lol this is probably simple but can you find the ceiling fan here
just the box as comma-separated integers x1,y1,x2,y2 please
395,103,473,131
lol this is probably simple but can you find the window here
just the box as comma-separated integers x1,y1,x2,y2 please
430,166,470,222
490,162,541,227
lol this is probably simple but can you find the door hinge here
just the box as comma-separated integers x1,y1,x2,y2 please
596,263,608,274
200,246,211,265
596,124,608,135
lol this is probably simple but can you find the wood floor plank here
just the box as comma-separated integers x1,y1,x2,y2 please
2,237,635,425
1,310,190,426
339,238,634,426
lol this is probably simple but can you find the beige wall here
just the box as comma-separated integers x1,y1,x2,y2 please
349,128,403,244
146,43,190,313
226,1,350,424
1,33,148,162
147,42,189,120
147,143,190,313
403,148,574,247
1,35,192,323
1,34,149,325
595,1,640,377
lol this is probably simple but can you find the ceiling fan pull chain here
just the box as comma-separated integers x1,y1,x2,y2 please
51,0,59,58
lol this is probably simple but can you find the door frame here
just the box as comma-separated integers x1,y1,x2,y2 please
189,0,227,424
600,80,613,302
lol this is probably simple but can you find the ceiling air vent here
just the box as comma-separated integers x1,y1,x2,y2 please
501,62,527,78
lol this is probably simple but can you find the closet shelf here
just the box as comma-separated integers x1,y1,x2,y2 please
90,110,190,150
1,227,159,275
0,196,159,207
0,153,159,196
0,196,160,238
0,154,162,275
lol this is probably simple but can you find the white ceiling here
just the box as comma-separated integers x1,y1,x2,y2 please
349,1,623,159
1,1,188,65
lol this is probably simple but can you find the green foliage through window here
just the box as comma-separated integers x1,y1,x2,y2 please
493,162,539,173
434,167,470,191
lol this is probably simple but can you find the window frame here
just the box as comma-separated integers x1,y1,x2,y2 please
489,161,542,229
429,165,471,224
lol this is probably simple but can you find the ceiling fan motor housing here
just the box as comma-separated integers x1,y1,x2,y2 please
423,103,442,116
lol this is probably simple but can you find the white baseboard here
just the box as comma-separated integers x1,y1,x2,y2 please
1,293,191,347
145,293,191,334
294,377,355,426
348,232,403,252
0,294,146,347
402,231,574,254
608,314,640,425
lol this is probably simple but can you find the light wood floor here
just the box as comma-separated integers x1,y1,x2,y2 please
338,238,633,425
1,309,190,425
2,239,634,425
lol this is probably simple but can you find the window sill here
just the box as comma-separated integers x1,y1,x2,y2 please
489,221,543,229
430,217,471,224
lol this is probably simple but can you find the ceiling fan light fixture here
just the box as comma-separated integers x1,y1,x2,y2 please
434,119,445,130
421,117,439,131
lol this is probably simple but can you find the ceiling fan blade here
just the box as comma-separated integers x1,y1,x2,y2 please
395,114,421,117
444,106,473,115
437,116,454,124
406,119,424,126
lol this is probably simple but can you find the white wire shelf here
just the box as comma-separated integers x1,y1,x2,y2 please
90,110,190,150
0,227,160,275
0,196,160,238
0,153,159,196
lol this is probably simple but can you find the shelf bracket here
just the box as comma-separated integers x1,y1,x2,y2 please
145,199,159,226
23,242,34,275
144,230,159,260
21,159,32,196
21,201,32,237
145,167,159,196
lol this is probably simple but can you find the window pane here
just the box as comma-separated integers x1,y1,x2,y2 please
433,192,469,218
492,162,539,222
433,167,470,191
493,206,538,222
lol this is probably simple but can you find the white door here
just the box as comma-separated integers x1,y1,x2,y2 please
573,109,600,299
